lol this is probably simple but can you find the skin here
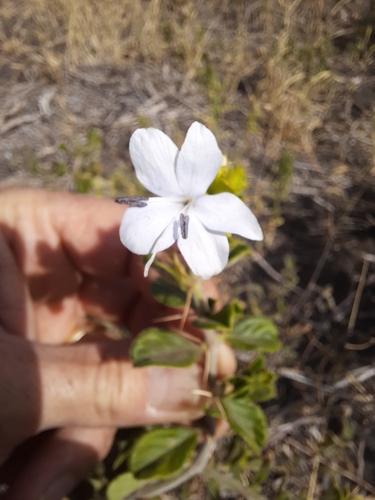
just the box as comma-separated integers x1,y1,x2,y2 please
0,188,236,500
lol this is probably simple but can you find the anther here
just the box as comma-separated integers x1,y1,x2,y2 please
180,214,190,239
115,196,148,208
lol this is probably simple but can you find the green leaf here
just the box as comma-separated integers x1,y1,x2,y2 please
212,302,242,328
226,317,280,352
131,328,203,367
227,371,277,402
129,427,199,479
225,375,250,398
151,279,187,308
246,354,265,374
193,317,229,330
221,397,268,454
107,472,146,500
246,371,276,402
208,165,248,196
193,301,242,330
226,435,249,467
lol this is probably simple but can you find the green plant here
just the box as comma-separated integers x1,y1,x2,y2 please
104,158,279,500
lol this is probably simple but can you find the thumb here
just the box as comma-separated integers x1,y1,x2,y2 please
37,339,204,433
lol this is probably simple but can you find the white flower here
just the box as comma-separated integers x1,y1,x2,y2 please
118,121,263,280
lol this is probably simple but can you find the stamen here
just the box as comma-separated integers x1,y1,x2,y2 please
115,196,148,208
180,213,190,239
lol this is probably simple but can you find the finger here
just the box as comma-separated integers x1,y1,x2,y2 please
0,187,130,278
37,339,236,432
3,344,235,500
0,330,235,455
3,427,114,500
37,340,204,432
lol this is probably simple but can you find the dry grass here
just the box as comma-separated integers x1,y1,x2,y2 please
0,0,344,145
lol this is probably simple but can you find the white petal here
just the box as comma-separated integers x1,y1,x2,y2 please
176,122,223,197
119,198,182,255
129,128,183,197
193,193,263,241
177,211,229,280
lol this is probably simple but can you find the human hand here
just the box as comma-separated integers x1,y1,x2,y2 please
0,188,235,500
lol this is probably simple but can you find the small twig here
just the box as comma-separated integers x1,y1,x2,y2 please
358,439,365,482
277,368,329,391
153,313,185,323
334,273,375,322
297,329,324,369
278,364,375,394
0,113,40,135
332,365,375,391
0,101,24,123
171,328,203,345
307,455,320,500
286,238,333,321
252,250,302,293
286,437,315,456
319,458,375,496
348,258,369,333
286,439,375,496
345,338,375,350
267,416,323,447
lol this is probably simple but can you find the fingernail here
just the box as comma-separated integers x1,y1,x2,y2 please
147,365,203,416
42,474,77,500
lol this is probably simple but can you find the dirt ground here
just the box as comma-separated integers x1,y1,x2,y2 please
1,0,375,498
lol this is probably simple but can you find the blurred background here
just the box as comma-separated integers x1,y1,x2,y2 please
1,0,375,498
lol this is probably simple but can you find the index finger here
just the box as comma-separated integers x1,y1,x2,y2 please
0,187,132,278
